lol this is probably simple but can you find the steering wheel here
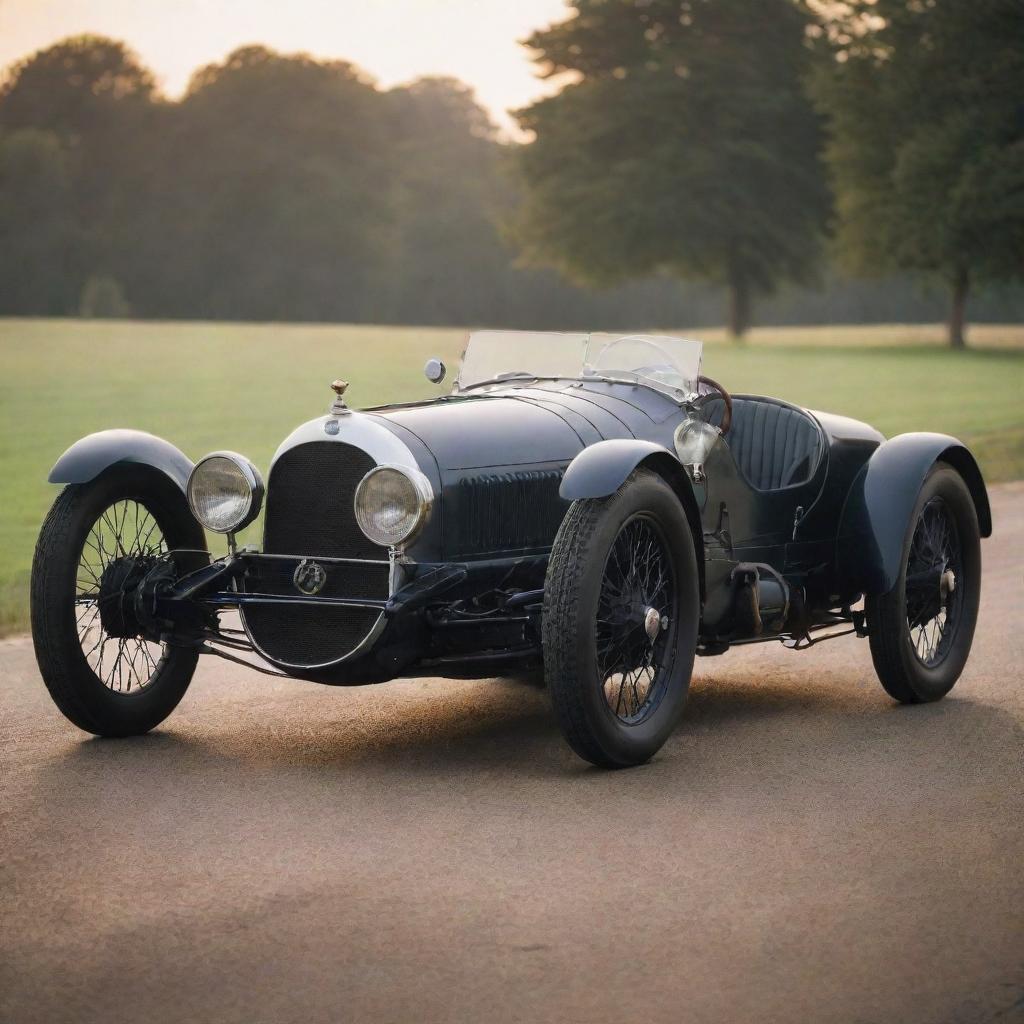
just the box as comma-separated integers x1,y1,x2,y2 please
694,375,733,436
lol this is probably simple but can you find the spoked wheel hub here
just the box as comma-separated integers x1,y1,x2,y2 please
97,555,157,639
644,605,668,642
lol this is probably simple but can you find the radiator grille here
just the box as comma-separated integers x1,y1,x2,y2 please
263,441,384,560
242,441,390,668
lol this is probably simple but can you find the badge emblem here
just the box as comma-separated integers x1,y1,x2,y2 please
293,559,326,595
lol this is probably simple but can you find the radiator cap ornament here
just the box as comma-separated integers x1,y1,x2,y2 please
329,379,351,417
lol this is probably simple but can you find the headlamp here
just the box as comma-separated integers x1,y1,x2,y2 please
187,452,264,534
354,465,433,548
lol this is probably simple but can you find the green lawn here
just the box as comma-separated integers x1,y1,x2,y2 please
2,318,1022,636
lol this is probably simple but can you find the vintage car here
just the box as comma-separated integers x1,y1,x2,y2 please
32,331,991,767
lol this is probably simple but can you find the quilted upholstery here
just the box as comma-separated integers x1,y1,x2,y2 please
705,396,822,491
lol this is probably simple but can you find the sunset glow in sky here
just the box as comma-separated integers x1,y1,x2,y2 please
0,0,570,134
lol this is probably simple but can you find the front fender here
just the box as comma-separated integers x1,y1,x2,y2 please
837,432,991,595
560,439,705,595
560,439,672,500
49,429,194,493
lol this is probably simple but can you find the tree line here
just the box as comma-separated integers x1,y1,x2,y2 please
0,1,1021,344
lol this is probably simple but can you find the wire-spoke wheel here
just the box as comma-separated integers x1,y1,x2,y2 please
866,463,981,704
904,496,964,669
76,499,169,693
543,469,700,768
32,464,206,736
596,515,676,724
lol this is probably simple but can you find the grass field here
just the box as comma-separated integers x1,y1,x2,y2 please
2,318,1022,636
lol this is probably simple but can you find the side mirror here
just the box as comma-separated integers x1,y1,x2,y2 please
424,358,447,384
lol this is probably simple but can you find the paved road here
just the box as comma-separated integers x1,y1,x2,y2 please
2,484,1022,1024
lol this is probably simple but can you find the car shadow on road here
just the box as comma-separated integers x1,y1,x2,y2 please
25,665,1021,791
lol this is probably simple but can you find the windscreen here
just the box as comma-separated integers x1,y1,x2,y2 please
456,331,702,397
456,331,590,390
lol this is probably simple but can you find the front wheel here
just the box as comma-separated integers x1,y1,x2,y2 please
31,464,207,736
542,469,701,768
865,462,982,704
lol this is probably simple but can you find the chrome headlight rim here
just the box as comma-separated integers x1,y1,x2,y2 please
353,463,433,549
187,451,265,534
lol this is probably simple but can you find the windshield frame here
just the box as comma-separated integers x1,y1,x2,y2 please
454,331,703,403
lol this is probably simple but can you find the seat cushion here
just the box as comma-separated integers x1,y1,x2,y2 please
705,396,822,491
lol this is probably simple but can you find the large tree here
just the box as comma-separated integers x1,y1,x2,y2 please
513,0,828,337
0,128,78,313
381,77,519,324
151,46,395,322
0,34,155,137
810,0,1024,348
0,35,160,309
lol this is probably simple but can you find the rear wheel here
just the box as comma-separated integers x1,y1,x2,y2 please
542,470,700,768
865,463,981,703
31,464,207,736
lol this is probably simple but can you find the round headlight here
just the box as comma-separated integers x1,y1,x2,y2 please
187,452,264,534
354,465,432,548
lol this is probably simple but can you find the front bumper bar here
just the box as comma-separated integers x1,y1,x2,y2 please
149,551,471,624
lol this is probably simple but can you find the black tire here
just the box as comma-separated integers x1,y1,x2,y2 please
31,464,207,736
865,462,981,704
542,469,700,768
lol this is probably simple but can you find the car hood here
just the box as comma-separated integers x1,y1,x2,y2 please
367,394,588,471
366,381,683,473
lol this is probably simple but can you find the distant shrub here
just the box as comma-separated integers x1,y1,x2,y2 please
79,275,131,319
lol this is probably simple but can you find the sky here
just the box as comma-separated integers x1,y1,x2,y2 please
0,0,570,135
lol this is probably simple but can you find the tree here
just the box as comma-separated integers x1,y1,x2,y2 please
0,34,155,136
513,0,828,337
0,36,161,305
809,0,1024,348
380,77,520,324
150,46,395,322
0,128,78,313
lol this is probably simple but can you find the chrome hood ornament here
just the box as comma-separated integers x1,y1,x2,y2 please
329,379,351,417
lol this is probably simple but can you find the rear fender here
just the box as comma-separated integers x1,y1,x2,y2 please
49,429,194,494
560,439,705,596
837,432,991,595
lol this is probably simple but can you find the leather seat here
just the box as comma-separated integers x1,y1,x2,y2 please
705,396,822,491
